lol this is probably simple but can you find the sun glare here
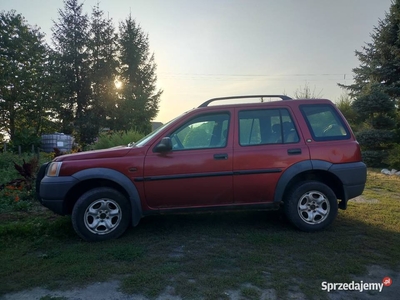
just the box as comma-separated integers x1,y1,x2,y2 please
114,80,122,89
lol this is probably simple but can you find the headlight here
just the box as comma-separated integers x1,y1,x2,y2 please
46,162,62,177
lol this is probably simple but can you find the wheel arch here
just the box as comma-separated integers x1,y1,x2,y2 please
65,168,142,226
274,160,346,209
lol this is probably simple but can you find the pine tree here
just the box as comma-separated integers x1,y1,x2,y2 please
342,1,400,104
52,0,92,144
0,10,50,141
340,0,400,167
88,3,119,132
117,15,162,134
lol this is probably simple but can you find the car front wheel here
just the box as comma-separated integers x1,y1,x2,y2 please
284,181,338,231
72,187,131,242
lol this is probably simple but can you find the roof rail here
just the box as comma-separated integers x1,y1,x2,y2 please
198,95,292,108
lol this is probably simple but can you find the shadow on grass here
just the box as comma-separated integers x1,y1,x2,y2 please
1,204,399,299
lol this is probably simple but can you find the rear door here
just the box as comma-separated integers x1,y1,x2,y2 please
233,107,310,203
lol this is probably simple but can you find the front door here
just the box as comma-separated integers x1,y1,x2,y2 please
143,112,233,209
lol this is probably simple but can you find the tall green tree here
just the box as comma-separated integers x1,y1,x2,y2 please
117,15,162,133
88,3,119,132
0,10,51,141
340,0,400,167
52,0,92,144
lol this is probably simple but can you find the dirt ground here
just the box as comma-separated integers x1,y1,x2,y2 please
1,265,398,300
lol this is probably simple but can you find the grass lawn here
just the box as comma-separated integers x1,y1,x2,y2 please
0,170,399,299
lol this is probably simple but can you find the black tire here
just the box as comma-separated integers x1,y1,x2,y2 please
284,181,338,232
72,187,131,242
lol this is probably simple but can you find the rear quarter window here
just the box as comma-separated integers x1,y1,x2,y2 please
300,104,350,141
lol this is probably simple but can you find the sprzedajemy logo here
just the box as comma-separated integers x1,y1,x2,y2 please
321,277,392,293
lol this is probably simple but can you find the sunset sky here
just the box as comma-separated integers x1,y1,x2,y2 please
1,0,393,123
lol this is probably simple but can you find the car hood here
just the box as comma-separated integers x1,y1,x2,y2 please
54,146,132,161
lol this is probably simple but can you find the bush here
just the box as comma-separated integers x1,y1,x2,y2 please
0,152,47,213
0,152,42,182
356,129,395,150
384,144,400,170
361,150,389,168
0,186,34,213
8,128,41,153
90,130,145,150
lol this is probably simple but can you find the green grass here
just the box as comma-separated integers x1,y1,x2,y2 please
0,170,399,299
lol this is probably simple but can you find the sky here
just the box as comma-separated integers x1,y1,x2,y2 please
1,0,394,123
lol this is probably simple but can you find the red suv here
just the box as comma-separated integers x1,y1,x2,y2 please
37,95,367,241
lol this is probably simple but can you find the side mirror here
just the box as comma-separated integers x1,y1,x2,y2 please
154,137,172,153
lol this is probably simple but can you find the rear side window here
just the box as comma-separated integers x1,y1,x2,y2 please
239,109,299,146
300,104,350,141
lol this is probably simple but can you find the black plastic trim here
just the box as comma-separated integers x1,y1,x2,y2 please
71,168,143,226
273,161,313,203
36,162,49,201
328,162,367,186
135,168,282,182
135,171,232,182
233,169,281,175
39,168,143,226
40,176,79,215
273,160,367,205
143,202,280,215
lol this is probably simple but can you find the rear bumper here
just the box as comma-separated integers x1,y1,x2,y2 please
329,162,367,209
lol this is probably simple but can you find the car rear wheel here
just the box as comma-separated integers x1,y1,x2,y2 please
284,181,338,231
72,187,131,242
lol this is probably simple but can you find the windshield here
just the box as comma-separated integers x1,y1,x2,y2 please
133,116,179,147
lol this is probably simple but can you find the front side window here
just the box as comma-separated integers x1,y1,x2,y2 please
300,104,350,141
239,109,299,146
169,113,230,150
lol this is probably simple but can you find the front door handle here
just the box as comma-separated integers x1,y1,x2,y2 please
287,148,302,155
214,153,228,160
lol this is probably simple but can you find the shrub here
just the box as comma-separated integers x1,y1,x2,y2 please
384,144,400,170
0,152,46,213
0,186,34,213
0,152,41,180
356,129,395,150
90,130,145,150
361,150,389,168
8,128,41,153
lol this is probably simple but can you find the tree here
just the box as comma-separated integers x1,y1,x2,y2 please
339,0,400,167
52,0,92,144
87,3,119,132
117,15,162,133
335,93,359,131
294,82,323,99
0,10,50,141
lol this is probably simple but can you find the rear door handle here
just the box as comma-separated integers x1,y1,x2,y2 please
214,153,228,160
287,148,302,155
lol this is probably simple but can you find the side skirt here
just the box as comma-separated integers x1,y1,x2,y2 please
142,202,281,216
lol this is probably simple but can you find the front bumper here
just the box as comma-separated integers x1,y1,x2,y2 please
38,175,78,215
